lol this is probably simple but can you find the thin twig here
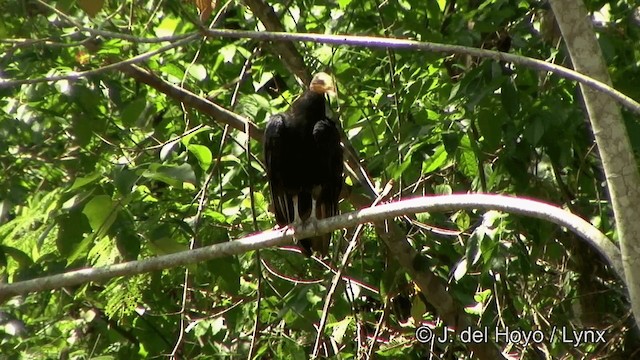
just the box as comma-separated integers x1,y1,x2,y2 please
0,33,200,88
192,29,638,115
3,28,638,116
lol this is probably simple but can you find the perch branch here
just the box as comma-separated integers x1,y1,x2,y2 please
0,194,620,299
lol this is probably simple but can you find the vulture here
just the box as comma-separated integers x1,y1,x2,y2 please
264,73,343,256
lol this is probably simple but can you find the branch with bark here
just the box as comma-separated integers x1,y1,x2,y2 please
0,194,621,359
2,29,638,116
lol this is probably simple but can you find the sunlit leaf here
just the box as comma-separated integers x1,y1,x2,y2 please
82,195,118,236
143,163,197,187
1,0,634,357
187,64,207,81
68,172,102,192
453,258,468,281
155,17,180,37
57,209,91,256
161,63,185,80
188,144,213,170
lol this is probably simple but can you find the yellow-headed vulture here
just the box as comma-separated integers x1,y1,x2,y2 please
264,73,343,256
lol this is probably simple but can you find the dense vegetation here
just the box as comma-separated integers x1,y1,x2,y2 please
1,0,639,358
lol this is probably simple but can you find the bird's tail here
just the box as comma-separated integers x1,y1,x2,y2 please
299,234,330,257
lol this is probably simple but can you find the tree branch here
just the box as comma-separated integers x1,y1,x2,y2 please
0,194,620,359
242,0,311,86
0,34,199,89
197,28,640,115
3,29,638,116
118,64,264,141
0,194,621,299
117,52,624,359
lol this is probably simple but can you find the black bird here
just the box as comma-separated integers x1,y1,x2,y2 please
264,73,343,256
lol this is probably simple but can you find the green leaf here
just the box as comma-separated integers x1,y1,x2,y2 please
161,63,185,80
0,247,7,267
148,224,188,255
253,72,274,91
143,163,197,187
61,191,94,210
56,209,92,257
338,0,352,9
180,126,211,146
476,109,503,152
1,1,635,356
456,135,479,178
68,172,102,192
187,64,207,81
155,16,180,37
411,296,427,322
188,144,213,171
213,257,240,294
441,131,460,154
474,289,492,303
389,154,412,180
210,317,225,335
330,317,351,343
82,195,118,236
203,210,228,224
501,78,520,118
422,145,448,173
464,302,483,315
219,44,237,63
121,97,147,128
524,118,545,146
113,214,141,261
68,233,95,264
114,167,138,195
70,85,101,115
434,184,452,195
98,39,126,55
70,113,94,146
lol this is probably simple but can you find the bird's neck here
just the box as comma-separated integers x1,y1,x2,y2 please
291,91,326,124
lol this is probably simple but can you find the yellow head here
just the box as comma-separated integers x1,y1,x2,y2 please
309,72,336,96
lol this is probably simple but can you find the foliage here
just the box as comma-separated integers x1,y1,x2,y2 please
1,0,639,358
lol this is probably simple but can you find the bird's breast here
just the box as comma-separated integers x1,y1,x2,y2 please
277,125,322,188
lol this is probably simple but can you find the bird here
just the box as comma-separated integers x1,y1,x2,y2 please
264,72,343,256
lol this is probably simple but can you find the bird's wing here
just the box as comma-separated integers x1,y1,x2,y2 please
313,118,344,218
264,114,294,226
300,118,343,256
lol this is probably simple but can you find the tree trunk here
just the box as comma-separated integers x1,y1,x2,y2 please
549,0,640,328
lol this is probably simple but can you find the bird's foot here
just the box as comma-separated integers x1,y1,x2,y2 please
292,216,304,228
291,194,304,227
288,214,304,243
306,197,319,233
290,217,304,245
305,212,319,235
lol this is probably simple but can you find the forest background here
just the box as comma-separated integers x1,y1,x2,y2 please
1,0,640,359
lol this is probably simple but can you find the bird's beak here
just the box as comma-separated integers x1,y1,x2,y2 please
309,72,336,96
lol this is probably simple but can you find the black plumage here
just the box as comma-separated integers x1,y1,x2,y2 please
264,73,343,256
